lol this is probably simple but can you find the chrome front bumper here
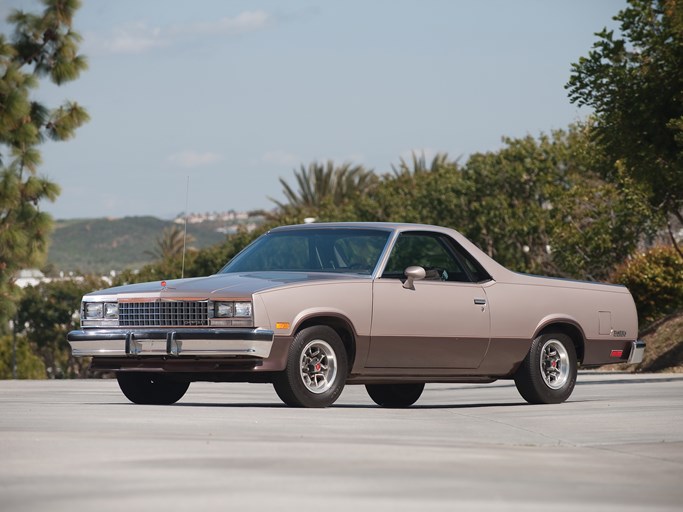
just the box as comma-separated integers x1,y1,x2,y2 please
67,328,274,358
627,339,646,364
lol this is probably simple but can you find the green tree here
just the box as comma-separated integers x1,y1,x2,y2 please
391,152,454,177
462,128,651,279
0,0,88,322
0,334,46,379
567,0,683,253
354,153,465,226
144,224,196,261
355,127,650,279
16,275,106,378
271,161,377,221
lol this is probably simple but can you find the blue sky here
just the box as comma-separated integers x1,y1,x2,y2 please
1,0,624,220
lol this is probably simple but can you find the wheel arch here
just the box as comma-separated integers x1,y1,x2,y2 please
535,320,586,364
293,313,357,373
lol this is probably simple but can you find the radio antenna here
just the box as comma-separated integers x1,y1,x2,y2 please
181,176,189,279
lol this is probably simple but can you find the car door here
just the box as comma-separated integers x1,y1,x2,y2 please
367,231,491,369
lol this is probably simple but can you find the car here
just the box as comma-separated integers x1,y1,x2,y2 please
68,222,645,407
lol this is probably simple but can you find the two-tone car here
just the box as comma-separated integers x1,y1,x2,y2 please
68,222,645,407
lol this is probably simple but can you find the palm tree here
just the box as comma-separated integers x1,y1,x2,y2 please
145,225,195,261
271,161,377,211
391,152,455,177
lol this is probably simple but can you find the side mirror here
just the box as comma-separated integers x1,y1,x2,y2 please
403,266,426,290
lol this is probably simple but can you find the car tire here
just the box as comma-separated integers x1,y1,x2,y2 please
116,372,190,405
273,325,348,408
365,383,425,408
514,332,577,404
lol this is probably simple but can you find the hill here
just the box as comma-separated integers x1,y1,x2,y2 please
46,216,247,274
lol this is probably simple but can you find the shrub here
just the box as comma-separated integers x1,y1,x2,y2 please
612,246,683,328
0,335,47,379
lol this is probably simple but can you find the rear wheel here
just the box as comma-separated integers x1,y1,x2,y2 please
273,325,348,408
514,332,577,404
116,372,190,405
366,383,425,408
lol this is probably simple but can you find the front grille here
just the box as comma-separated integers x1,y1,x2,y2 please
119,300,209,327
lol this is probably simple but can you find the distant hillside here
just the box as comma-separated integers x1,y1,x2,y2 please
46,216,255,274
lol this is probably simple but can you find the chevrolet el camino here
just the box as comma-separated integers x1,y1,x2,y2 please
68,222,645,407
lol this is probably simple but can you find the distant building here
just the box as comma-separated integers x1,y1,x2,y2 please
15,269,48,288
14,269,113,288
173,210,266,232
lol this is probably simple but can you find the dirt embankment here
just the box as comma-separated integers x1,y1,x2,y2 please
604,311,683,373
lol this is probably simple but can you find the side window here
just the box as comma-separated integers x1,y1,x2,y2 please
451,244,492,283
330,235,387,274
382,233,470,282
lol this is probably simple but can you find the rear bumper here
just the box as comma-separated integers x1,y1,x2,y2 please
628,339,646,365
67,328,274,358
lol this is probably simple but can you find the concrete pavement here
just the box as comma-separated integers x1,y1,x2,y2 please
1,373,682,512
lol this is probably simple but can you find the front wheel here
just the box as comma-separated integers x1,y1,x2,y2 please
514,333,577,404
366,383,425,408
116,372,190,405
273,325,348,408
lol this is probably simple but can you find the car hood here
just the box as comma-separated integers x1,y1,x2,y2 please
85,272,368,300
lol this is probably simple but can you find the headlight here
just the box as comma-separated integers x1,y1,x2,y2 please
214,301,252,318
84,302,103,319
83,302,119,320
104,303,119,319
234,301,252,317
215,302,234,318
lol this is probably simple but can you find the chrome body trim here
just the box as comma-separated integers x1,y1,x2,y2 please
628,339,646,364
67,328,274,358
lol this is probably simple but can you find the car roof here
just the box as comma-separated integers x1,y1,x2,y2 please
268,221,514,280
269,221,451,233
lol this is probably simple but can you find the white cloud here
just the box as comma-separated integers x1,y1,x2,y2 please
82,22,167,55
87,10,271,55
175,10,271,37
105,23,167,54
167,151,222,168
261,150,300,167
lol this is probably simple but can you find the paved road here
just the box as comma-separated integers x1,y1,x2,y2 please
1,373,682,512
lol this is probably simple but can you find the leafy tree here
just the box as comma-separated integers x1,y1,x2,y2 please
355,153,465,226
567,0,683,253
0,334,46,379
461,128,651,279
16,275,107,378
0,0,88,322
355,127,650,279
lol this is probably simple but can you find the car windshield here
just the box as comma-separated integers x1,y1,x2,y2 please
220,228,392,275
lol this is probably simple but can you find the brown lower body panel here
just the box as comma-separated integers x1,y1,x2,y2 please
582,338,638,366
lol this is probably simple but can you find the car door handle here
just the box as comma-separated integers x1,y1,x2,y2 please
474,298,487,305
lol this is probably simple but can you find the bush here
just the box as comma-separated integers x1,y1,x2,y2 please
0,335,47,379
612,246,683,328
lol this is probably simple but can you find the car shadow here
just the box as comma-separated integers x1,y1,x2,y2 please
168,401,535,410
